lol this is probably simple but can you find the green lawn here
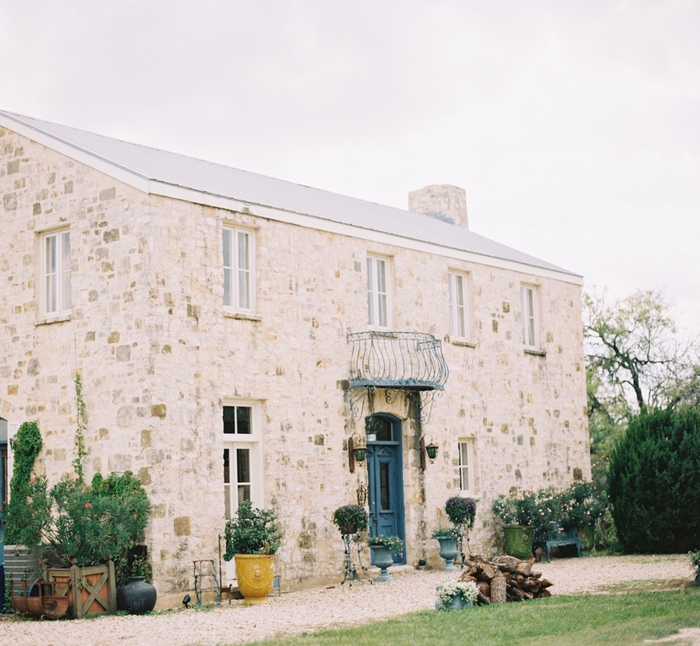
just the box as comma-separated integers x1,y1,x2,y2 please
246,588,700,646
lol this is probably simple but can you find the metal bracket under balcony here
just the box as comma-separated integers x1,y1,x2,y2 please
346,331,449,420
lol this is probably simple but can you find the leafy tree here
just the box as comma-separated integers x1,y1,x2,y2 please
584,288,698,486
584,288,697,414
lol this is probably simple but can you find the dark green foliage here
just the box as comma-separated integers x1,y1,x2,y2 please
445,497,476,529
42,471,151,577
4,421,46,545
608,408,700,553
223,501,282,559
332,504,368,534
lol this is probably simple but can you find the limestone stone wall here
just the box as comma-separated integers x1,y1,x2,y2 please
1,127,589,605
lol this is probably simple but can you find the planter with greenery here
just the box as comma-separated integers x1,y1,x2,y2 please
332,505,368,535
367,534,403,582
491,494,536,560
435,578,478,611
431,527,461,571
223,500,283,602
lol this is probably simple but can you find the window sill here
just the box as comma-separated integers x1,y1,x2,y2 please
524,348,546,357
451,339,476,348
35,313,72,326
459,493,480,501
224,311,262,322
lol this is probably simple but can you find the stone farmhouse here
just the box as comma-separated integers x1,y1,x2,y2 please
0,110,590,606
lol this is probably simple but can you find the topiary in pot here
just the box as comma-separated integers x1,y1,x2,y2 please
445,497,477,530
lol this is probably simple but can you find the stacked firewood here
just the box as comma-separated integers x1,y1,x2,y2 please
458,554,554,604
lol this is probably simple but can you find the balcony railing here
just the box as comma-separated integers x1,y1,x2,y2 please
347,331,449,391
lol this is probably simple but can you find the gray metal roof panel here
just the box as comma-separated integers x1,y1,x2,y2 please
0,110,576,276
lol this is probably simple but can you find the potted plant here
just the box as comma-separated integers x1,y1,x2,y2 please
435,578,478,611
491,493,536,560
431,527,462,571
39,470,152,618
445,496,477,529
367,535,404,582
332,505,368,535
223,500,283,603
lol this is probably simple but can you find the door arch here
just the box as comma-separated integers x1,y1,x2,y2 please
365,414,405,564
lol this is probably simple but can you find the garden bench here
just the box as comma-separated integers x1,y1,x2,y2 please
534,526,581,563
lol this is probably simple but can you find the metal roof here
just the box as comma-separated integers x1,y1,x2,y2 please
0,110,577,277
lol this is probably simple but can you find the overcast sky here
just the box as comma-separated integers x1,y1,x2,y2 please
2,1,698,331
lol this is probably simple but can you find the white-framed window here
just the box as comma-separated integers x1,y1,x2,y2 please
222,227,254,313
448,271,469,340
458,438,475,494
42,229,71,316
222,402,263,520
367,255,390,328
520,285,538,348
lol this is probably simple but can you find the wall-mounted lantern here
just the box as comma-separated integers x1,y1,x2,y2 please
420,434,439,470
348,433,367,473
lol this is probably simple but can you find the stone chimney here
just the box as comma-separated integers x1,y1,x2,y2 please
408,184,468,229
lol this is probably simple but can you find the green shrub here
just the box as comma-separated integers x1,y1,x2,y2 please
4,421,49,546
608,408,700,553
223,501,282,558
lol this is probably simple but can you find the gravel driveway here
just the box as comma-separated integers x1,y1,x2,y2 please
0,554,695,646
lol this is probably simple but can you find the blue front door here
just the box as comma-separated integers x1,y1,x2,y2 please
366,415,405,564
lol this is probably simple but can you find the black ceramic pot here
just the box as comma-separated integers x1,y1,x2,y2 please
117,577,157,614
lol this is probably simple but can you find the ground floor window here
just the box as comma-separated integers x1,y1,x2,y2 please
458,438,476,495
222,403,262,520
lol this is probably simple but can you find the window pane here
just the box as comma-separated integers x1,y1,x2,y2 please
45,235,57,313
236,407,251,434
238,268,250,309
367,258,375,325
237,232,249,271
61,231,71,310
223,449,230,484
223,267,232,306
237,448,251,483
223,406,236,434
237,484,251,504
222,229,232,268
366,416,392,441
459,443,470,491
380,462,391,510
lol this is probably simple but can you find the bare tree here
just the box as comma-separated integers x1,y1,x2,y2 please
584,288,697,414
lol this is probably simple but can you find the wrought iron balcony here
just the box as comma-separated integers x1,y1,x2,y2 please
347,331,449,391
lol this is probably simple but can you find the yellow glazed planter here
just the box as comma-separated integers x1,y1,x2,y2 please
235,554,275,603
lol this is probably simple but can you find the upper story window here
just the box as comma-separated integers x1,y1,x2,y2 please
521,285,539,348
448,271,469,340
367,255,389,328
42,229,71,316
223,227,254,313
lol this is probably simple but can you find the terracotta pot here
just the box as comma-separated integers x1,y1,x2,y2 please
234,554,275,603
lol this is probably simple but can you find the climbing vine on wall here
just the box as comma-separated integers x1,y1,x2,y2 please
72,373,88,483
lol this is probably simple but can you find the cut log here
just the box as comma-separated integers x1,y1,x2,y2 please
491,574,507,604
539,589,552,598
520,578,539,591
539,578,554,589
477,591,491,605
477,565,496,582
477,581,490,598
491,555,521,572
515,561,533,577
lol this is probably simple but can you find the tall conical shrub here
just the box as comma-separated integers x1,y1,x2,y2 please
608,408,700,553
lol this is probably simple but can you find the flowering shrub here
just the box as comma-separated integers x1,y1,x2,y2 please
367,534,404,554
42,471,150,573
436,579,478,609
445,497,477,529
690,549,700,584
559,481,608,532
